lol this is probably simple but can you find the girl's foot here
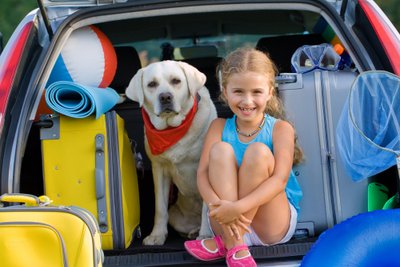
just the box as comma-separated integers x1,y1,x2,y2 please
226,244,257,267
184,235,226,261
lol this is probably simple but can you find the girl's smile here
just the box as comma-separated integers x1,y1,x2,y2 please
224,71,272,129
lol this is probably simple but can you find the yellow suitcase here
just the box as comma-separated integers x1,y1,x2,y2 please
41,110,140,250
0,193,103,267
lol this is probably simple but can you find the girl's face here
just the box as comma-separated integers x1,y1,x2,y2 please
223,71,273,123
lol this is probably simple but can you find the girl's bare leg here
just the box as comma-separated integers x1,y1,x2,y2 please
205,142,239,250
204,141,290,252
239,142,291,244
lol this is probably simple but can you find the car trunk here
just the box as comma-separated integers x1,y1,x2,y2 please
5,0,398,266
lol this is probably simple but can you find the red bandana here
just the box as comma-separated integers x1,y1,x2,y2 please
142,98,198,155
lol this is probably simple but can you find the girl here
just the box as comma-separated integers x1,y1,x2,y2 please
184,47,303,267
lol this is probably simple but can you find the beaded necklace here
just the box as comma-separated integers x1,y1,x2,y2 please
235,115,266,137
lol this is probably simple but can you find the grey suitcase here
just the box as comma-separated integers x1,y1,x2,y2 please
277,70,368,237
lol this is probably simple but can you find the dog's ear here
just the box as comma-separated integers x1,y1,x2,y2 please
176,61,206,96
125,68,144,106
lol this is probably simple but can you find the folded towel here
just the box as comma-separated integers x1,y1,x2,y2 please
45,81,120,119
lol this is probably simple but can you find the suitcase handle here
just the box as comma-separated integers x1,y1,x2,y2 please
95,134,108,233
0,193,52,206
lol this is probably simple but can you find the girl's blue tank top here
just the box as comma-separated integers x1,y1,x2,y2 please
222,114,302,214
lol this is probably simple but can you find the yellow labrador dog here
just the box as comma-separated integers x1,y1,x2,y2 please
126,60,216,245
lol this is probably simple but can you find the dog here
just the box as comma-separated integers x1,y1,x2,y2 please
125,60,217,245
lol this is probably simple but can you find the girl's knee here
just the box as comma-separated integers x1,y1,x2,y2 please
244,142,274,163
242,143,275,176
209,142,235,162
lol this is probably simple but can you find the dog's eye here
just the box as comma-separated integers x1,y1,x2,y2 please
148,81,158,88
171,78,181,85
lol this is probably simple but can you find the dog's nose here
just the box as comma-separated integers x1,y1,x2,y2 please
159,92,173,104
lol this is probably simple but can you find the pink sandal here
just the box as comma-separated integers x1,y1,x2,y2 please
184,235,226,261
225,244,257,267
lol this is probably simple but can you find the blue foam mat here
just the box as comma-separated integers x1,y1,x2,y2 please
45,81,120,119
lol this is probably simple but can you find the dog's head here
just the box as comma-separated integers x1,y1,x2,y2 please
126,61,206,124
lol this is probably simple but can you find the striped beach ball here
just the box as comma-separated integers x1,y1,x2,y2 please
47,25,117,88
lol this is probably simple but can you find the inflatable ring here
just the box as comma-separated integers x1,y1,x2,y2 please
301,209,400,266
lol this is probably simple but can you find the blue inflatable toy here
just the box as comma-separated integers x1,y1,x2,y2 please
301,209,400,267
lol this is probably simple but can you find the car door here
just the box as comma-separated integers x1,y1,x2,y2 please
341,0,400,74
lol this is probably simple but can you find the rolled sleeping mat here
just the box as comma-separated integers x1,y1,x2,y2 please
45,81,120,119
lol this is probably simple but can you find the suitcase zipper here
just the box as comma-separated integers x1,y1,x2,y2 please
49,206,104,266
3,206,101,265
3,206,99,236
0,221,69,266
106,111,125,249
64,206,99,236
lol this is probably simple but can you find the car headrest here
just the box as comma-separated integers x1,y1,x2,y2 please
110,46,142,94
174,45,218,60
181,56,222,99
256,34,325,73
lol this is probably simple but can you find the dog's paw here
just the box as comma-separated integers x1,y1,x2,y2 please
142,234,167,246
187,227,200,240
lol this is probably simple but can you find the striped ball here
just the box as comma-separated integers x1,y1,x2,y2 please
47,25,117,88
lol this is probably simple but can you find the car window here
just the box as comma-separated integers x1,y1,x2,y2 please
106,10,325,68
129,34,263,66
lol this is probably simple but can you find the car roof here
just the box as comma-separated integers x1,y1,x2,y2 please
42,0,129,7
41,0,341,8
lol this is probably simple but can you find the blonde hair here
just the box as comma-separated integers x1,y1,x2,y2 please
218,48,303,164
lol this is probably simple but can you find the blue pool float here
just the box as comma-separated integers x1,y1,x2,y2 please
301,209,400,266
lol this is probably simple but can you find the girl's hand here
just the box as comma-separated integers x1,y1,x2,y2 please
209,200,240,223
235,215,252,233
209,200,251,225
225,216,252,240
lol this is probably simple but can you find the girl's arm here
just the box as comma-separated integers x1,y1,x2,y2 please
196,118,226,205
235,120,295,214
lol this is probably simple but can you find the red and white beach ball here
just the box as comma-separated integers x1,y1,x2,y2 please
47,25,117,88
37,25,117,119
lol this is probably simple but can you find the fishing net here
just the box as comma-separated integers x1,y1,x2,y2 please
336,71,400,182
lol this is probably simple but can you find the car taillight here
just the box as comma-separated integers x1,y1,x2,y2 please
0,21,34,134
359,0,400,75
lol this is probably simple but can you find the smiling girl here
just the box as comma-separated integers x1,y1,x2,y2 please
184,47,303,267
